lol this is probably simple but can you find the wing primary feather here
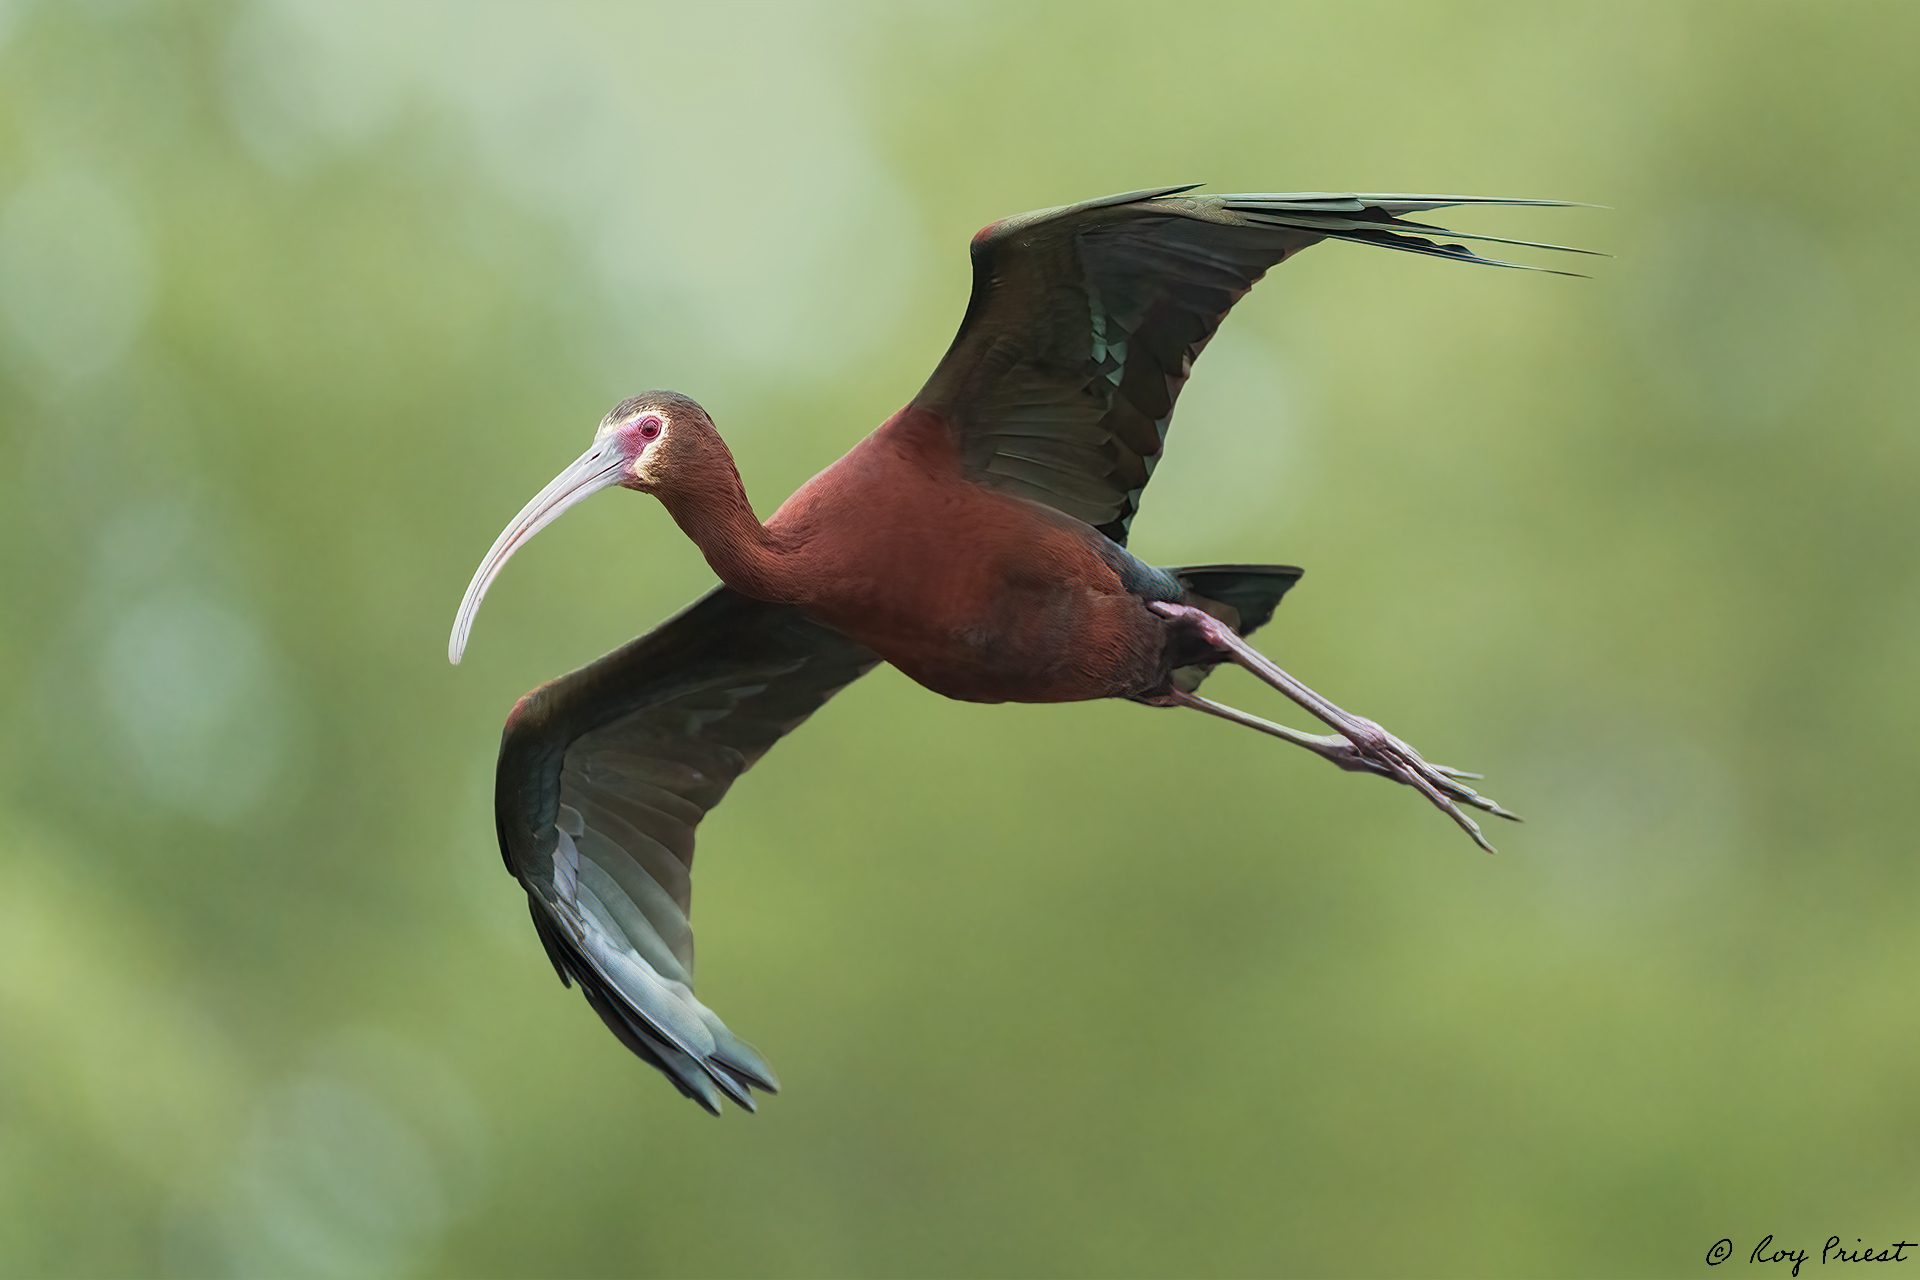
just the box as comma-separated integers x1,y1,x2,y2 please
1318,229,1593,277
1235,209,1603,258
708,1027,781,1092
1075,182,1205,210
1223,193,1600,212
1386,222,1607,256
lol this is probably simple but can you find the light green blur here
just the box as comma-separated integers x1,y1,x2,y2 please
3,2,1915,1277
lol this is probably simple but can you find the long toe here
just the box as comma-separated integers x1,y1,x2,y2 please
1427,768,1523,822
1398,758,1499,852
1429,764,1484,780
1344,731,1518,852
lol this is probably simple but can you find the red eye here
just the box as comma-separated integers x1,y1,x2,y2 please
638,417,662,440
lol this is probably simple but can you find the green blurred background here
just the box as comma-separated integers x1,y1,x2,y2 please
4,2,1916,1277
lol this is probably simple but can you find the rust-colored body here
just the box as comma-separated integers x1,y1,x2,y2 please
655,405,1171,704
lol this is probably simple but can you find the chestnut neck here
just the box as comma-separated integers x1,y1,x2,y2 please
652,436,793,602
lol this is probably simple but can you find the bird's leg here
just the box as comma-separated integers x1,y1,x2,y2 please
1160,688,1421,777
1149,601,1519,851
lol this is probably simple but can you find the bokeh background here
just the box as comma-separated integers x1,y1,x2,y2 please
4,2,1916,1277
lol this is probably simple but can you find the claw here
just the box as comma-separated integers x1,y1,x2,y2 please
1430,765,1483,780
1425,768,1523,822
1383,747,1499,853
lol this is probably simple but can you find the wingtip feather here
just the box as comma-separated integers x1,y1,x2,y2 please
1325,231,1594,278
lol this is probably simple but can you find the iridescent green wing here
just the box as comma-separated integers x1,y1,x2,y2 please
914,186,1591,544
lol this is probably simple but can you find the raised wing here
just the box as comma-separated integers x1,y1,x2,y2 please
494,586,878,1112
914,185,1593,543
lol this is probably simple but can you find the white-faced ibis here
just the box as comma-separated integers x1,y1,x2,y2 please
449,185,1589,1112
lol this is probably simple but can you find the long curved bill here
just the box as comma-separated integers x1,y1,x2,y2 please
448,442,628,664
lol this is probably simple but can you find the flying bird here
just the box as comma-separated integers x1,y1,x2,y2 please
449,184,1590,1112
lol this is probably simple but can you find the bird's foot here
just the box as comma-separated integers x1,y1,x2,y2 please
1149,601,1520,852
1316,712,1518,852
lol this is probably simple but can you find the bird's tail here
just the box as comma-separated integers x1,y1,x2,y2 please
1164,563,1304,694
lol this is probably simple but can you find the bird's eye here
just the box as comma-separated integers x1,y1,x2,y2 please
638,417,663,440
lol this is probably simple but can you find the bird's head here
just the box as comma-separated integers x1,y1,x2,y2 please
603,388,716,493
448,390,714,664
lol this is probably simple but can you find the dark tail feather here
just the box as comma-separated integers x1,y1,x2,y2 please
1164,563,1303,694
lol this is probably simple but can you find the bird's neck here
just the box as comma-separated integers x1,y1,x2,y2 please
656,448,794,602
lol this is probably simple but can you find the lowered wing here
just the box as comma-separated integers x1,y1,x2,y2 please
493,586,878,1112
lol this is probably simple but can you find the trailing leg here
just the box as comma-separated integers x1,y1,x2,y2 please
1149,601,1519,852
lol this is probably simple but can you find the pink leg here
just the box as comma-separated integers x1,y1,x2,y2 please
1150,602,1519,852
